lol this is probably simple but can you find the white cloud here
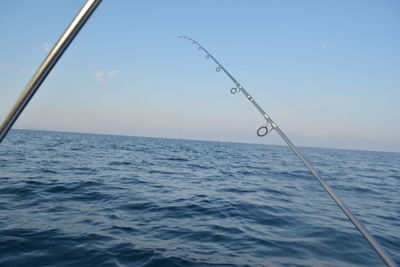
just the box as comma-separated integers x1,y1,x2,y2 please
108,70,118,77
95,70,107,82
320,42,333,50
94,70,118,83
43,42,51,52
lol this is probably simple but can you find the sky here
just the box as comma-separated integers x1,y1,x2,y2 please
0,0,399,152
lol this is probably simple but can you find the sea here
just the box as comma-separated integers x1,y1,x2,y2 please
0,129,398,267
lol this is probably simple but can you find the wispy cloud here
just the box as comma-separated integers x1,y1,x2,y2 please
0,63,33,73
320,42,334,50
326,97,346,104
108,70,118,77
43,42,51,52
0,63,14,71
278,111,292,117
94,70,119,83
119,109,135,118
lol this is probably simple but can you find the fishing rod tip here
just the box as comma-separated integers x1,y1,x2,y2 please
178,35,192,40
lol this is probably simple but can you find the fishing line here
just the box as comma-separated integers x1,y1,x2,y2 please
178,36,397,267
220,71,258,137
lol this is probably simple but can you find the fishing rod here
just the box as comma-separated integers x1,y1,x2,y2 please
0,0,102,144
179,36,397,267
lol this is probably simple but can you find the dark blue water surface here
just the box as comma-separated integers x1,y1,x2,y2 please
0,130,399,266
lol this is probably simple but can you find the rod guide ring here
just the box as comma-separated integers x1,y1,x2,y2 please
257,126,268,137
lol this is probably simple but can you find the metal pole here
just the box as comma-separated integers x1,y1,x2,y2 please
180,36,397,267
0,0,102,143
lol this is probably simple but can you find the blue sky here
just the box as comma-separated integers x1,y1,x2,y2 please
0,0,399,152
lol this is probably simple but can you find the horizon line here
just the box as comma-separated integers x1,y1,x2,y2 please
10,127,400,154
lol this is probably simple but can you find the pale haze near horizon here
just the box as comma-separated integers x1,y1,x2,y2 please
0,0,399,152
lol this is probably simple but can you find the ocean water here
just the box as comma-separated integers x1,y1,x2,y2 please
0,130,398,267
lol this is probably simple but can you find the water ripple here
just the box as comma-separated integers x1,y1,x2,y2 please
0,130,398,266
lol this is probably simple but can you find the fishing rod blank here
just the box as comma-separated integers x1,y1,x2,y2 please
179,36,396,267
0,0,102,144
